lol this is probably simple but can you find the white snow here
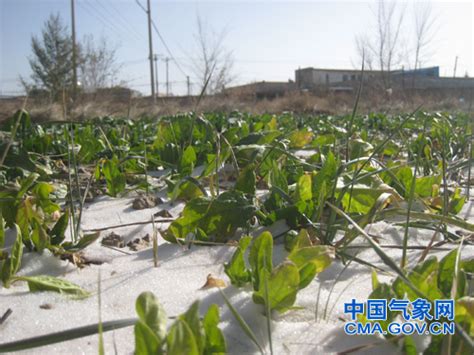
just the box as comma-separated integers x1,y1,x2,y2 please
1,195,474,354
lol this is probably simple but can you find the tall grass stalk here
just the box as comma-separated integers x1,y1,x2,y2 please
326,202,424,298
0,98,28,166
401,118,426,269
219,288,264,354
64,126,78,243
68,122,83,239
345,54,365,162
0,318,137,352
327,107,422,243
263,252,273,355
152,214,158,267
98,270,104,355
314,281,322,322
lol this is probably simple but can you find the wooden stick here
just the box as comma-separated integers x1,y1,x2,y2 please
83,218,174,232
0,309,13,326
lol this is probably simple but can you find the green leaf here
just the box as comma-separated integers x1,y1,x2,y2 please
135,292,167,342
30,220,49,252
50,209,69,245
165,191,256,242
252,261,300,313
449,187,466,214
1,224,23,287
288,130,313,148
235,164,256,195
167,319,199,355
0,213,4,249
61,232,100,252
403,336,418,355
295,174,312,202
438,250,458,297
415,175,441,198
32,182,59,214
224,236,252,287
268,160,288,194
349,138,373,160
179,146,196,176
371,268,379,290
298,262,318,290
286,229,312,253
16,197,41,242
249,231,273,291
312,151,337,198
134,320,162,355
393,257,442,301
102,156,126,197
16,275,89,297
17,173,39,199
179,301,204,354
203,304,226,354
287,245,333,271
169,178,205,202
287,245,333,289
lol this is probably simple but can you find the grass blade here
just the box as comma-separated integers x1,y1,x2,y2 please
0,318,137,352
326,202,424,298
218,288,264,354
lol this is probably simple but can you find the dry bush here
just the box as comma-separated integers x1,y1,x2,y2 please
0,88,472,123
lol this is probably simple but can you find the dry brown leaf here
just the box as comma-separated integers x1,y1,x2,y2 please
200,274,226,290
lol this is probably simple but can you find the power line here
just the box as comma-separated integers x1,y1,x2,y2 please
96,0,145,42
77,1,125,41
80,0,140,43
150,20,188,79
134,0,147,13
134,0,188,79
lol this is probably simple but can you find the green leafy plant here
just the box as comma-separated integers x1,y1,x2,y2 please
361,250,474,354
225,230,333,313
98,156,126,197
164,191,256,243
134,291,226,355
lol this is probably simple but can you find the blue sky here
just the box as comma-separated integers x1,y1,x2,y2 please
1,0,472,96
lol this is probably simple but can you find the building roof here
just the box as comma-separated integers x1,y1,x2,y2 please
296,67,384,74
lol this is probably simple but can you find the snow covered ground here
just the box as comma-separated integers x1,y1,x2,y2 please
1,194,473,354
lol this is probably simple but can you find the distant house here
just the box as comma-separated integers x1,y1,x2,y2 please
225,65,474,98
295,67,385,90
223,81,296,99
295,66,474,91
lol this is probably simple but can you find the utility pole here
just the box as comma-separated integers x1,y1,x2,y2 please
146,0,156,103
165,57,170,96
453,56,459,78
187,76,191,96
70,0,78,100
154,54,159,97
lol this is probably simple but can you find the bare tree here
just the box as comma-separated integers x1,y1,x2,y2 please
191,15,235,94
78,35,121,92
355,0,405,90
411,2,437,88
355,35,374,70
